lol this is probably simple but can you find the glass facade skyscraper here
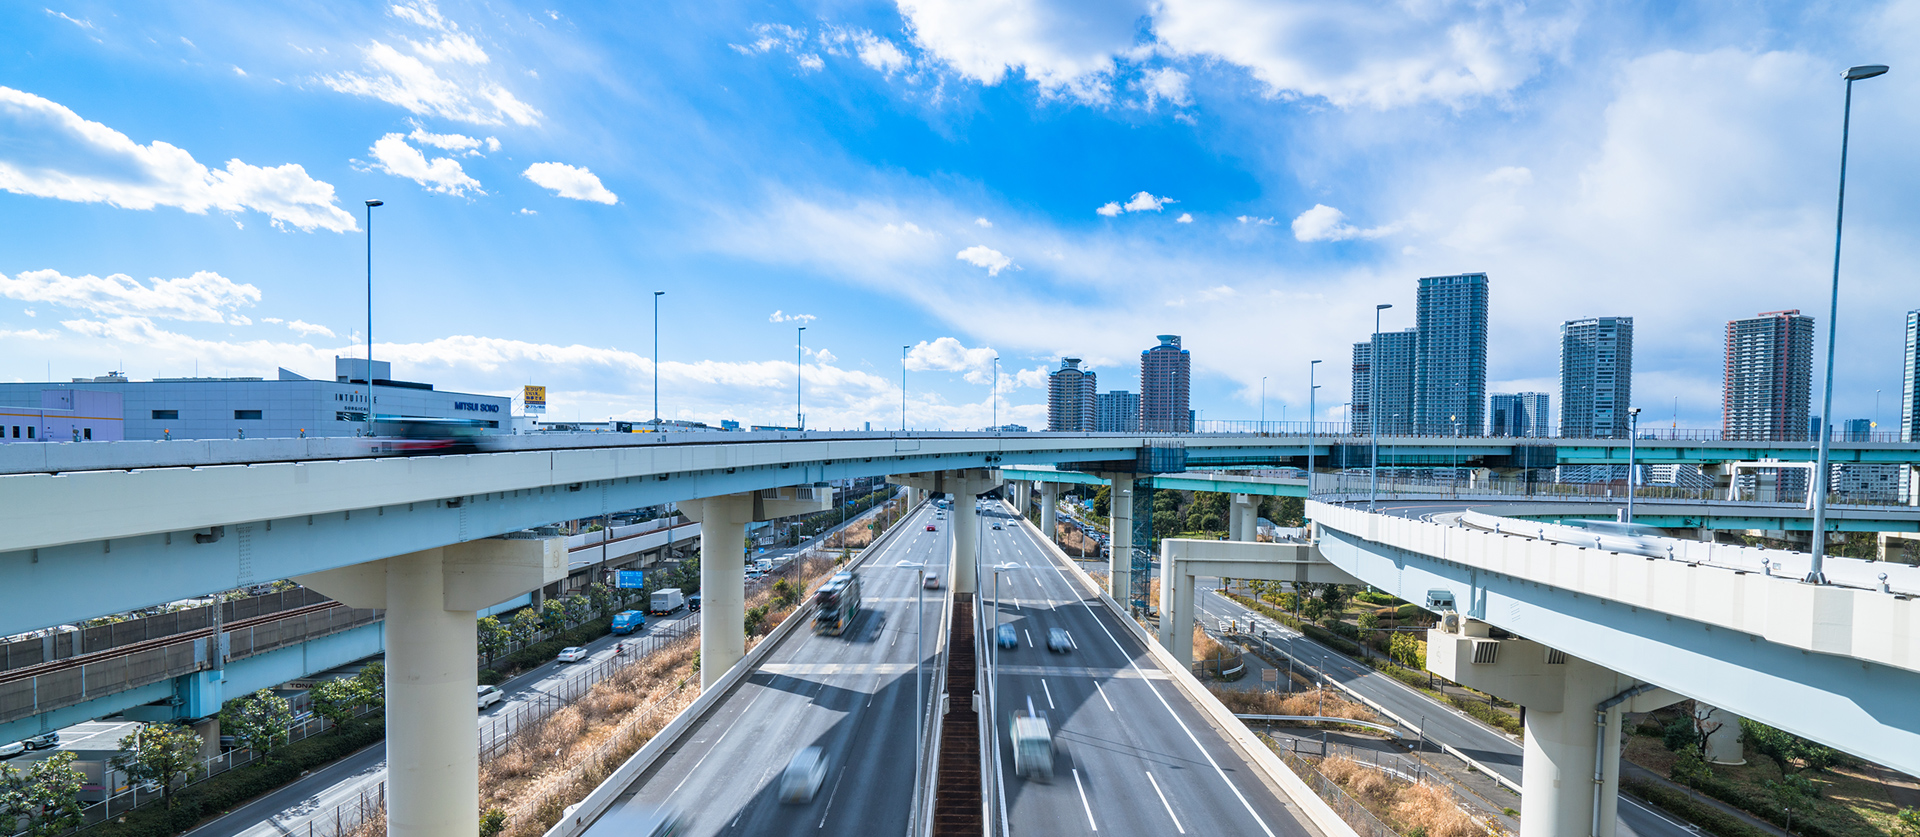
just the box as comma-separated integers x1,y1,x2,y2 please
1903,309,1919,444
1722,310,1814,441
1414,273,1489,435
1139,335,1191,432
1046,357,1097,431
1490,392,1550,437
1351,329,1415,435
1560,316,1634,439
1096,390,1138,432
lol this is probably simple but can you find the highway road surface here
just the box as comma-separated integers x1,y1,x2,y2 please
1191,501,1700,837
981,501,1325,837
581,503,949,837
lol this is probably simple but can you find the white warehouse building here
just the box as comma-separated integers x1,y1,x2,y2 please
0,358,510,441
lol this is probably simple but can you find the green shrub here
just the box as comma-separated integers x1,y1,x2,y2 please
1354,591,1401,605
1621,778,1770,837
93,715,386,837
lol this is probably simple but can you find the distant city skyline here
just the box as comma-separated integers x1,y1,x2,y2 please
1560,316,1634,439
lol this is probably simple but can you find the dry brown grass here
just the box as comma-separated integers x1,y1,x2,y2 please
1193,625,1227,660
1055,522,1100,556
1209,685,1379,725
1390,778,1486,837
1320,754,1396,801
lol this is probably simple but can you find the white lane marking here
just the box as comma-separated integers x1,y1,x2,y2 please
667,687,765,798
1146,771,1186,834
1094,680,1115,711
1041,554,1280,837
1042,680,1056,709
818,764,849,827
1073,768,1098,831
1024,629,1034,647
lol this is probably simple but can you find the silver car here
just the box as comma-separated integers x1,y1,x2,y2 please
779,746,828,803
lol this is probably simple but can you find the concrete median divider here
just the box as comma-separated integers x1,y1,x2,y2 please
1013,512,1362,837
544,493,926,837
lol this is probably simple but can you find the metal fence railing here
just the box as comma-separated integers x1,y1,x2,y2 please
1265,733,1504,837
479,621,692,761
1191,420,1909,445
2,588,334,672
1276,747,1401,837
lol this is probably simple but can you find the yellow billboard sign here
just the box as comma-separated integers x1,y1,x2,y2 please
523,385,547,413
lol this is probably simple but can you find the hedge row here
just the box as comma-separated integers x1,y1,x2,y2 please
1622,778,1771,837
479,614,617,685
92,716,387,837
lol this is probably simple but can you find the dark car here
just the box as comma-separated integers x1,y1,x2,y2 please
687,594,702,613
1046,628,1074,653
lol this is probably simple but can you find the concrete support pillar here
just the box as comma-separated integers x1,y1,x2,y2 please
1230,494,1257,541
1039,483,1058,545
692,494,752,690
952,491,979,595
297,538,561,837
1516,664,1629,837
191,717,221,762
1108,474,1135,602
1158,558,1194,661
1695,703,1747,765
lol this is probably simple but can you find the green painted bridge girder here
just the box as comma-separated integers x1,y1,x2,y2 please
996,467,1309,498
1553,445,1920,466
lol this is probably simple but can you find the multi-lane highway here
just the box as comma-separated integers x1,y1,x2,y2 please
1189,500,1700,837
186,608,698,837
581,503,949,837
979,501,1325,837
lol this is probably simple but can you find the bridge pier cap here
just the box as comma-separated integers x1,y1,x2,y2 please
892,470,1001,595
296,537,565,837
684,488,833,688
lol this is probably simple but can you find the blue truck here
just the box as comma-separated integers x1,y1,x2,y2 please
611,610,646,635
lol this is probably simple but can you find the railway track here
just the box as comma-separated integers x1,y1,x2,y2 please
0,601,355,685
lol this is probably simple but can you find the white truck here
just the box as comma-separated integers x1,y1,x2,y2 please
1010,698,1054,781
649,588,685,615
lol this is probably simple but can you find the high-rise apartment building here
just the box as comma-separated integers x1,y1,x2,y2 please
1139,335,1191,432
1352,330,1416,435
1560,316,1634,439
1490,392,1550,437
1046,357,1097,432
1903,309,1919,443
1723,310,1814,441
1414,273,1489,435
1096,390,1139,432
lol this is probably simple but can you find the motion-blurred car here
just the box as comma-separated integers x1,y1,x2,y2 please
926,524,937,531
923,572,941,589
779,747,828,803
22,732,59,750
477,685,504,710
991,523,1003,530
0,741,24,759
555,646,589,663
996,624,1018,649
688,594,702,612
1046,628,1074,653
594,803,684,837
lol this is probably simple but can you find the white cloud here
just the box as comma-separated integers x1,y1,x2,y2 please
974,217,992,227
1136,67,1191,108
1289,204,1397,242
407,123,485,154
769,310,817,323
956,245,1013,275
282,319,334,338
812,348,838,364
797,53,825,71
895,0,1147,103
823,26,912,75
517,207,536,215
322,41,541,127
0,327,57,340
485,136,501,152
0,269,259,323
45,9,97,31
906,336,997,383
1236,215,1277,225
734,23,807,55
232,66,248,77
1176,212,1192,223
1096,201,1121,216
366,133,483,196
1123,191,1174,212
1151,0,1578,109
522,162,618,204
0,86,357,232
410,32,488,65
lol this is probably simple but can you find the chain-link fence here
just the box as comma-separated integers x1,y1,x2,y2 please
479,621,691,761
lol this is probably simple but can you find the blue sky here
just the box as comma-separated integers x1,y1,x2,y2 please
2,0,1917,432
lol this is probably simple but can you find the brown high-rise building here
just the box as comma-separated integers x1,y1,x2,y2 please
1138,335,1191,432
1046,357,1097,431
1723,310,1814,441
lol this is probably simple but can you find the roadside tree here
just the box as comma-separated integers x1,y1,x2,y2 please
109,723,203,808
220,689,294,762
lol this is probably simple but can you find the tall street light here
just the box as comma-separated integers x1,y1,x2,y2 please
1626,407,1642,522
1809,62,1889,585
1369,303,1393,512
1260,376,1267,431
363,199,382,438
902,345,910,432
653,291,664,426
796,326,807,430
1307,360,1322,497
992,356,1000,430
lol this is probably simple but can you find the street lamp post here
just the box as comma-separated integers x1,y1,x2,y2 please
1627,407,1642,522
1260,376,1267,432
796,326,806,430
902,345,910,432
653,292,664,426
362,199,382,438
1809,62,1889,585
1369,303,1393,512
992,356,1000,430
1307,360,1322,497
